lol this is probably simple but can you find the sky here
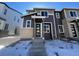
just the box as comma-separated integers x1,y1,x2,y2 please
5,2,79,15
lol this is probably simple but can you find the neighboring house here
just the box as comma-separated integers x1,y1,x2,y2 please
21,8,79,40
61,8,79,39
0,2,22,37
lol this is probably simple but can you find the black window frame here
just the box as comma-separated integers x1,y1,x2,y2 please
4,9,7,15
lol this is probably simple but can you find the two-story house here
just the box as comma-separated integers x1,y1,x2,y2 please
61,8,79,39
21,8,79,40
0,2,22,37
20,8,57,39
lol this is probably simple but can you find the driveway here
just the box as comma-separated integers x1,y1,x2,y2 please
0,36,20,46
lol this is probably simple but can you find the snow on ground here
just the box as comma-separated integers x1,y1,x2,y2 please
45,40,79,56
0,40,32,56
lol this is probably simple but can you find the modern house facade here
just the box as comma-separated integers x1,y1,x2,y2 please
0,2,22,37
21,8,79,40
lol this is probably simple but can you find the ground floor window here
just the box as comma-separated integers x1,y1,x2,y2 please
44,23,50,33
4,24,9,31
58,25,64,33
26,20,31,28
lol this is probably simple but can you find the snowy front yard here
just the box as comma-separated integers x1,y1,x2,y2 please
0,40,32,56
45,40,79,56
0,38,79,56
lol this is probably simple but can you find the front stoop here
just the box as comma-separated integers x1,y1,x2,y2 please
28,39,47,56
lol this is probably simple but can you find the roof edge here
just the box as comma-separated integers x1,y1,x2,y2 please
0,2,23,15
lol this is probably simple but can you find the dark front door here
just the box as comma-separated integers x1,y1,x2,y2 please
35,23,42,38
70,23,78,37
44,23,52,40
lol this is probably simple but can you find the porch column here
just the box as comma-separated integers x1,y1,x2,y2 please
33,18,35,39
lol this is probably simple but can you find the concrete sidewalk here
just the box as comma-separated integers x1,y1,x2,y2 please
28,39,47,56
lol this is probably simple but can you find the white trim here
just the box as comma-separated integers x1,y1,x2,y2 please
35,23,42,38
26,20,31,28
43,22,53,39
64,10,67,18
43,24,50,33
69,10,77,17
53,13,57,38
31,16,46,18
55,12,60,19
40,10,49,18
58,25,64,33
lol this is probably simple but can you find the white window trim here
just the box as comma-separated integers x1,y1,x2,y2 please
58,25,64,33
55,13,60,19
43,22,53,39
69,10,77,17
26,20,31,28
44,23,50,33
40,10,49,18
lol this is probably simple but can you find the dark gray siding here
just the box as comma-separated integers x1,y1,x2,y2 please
23,16,34,28
43,15,56,38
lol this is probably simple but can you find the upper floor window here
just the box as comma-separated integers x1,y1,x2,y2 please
55,13,60,19
4,9,7,15
26,20,31,28
14,17,16,21
58,25,64,33
70,11,77,17
41,11,48,16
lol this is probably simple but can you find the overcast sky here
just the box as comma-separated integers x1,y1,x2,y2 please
5,2,79,14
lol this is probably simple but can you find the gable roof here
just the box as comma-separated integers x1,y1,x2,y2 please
22,12,37,18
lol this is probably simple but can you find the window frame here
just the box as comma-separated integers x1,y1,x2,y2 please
4,24,9,31
44,24,50,33
40,11,48,17
69,10,77,17
58,25,64,33
55,12,60,19
4,9,7,15
26,20,31,28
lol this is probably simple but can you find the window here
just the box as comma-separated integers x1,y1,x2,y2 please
41,11,48,16
26,20,31,28
70,11,76,17
17,19,19,23
4,9,7,15
14,17,16,21
58,25,64,33
55,13,60,19
44,24,50,33
23,19,26,27
4,24,9,31
0,21,1,25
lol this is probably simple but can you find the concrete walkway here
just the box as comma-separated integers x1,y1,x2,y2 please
0,36,20,46
28,39,47,56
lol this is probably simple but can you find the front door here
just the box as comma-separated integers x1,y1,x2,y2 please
70,23,78,37
35,23,42,38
